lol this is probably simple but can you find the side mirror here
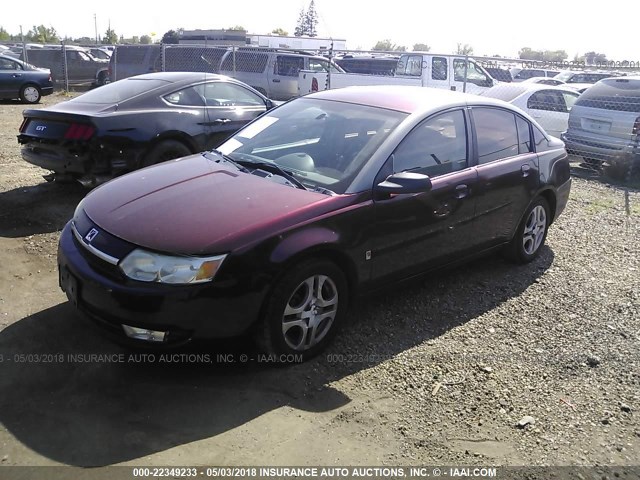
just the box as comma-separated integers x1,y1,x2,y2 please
265,99,275,110
376,171,432,195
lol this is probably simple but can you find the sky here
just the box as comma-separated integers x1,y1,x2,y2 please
1,0,636,62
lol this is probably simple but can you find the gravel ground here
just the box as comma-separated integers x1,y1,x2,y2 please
0,93,638,472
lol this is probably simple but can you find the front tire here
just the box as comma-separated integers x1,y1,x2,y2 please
20,84,41,104
142,140,191,168
256,259,348,360
505,197,550,264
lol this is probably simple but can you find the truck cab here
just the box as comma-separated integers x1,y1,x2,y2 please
299,53,496,96
395,53,494,93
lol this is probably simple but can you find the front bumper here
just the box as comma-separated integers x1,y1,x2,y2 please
57,222,266,346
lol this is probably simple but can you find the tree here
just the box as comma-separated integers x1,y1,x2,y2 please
582,51,607,65
140,35,152,44
0,27,10,42
305,0,319,37
103,26,118,44
294,8,307,36
520,47,568,62
27,25,59,43
412,43,431,52
271,28,288,36
73,36,94,44
372,39,406,52
455,43,473,55
161,29,180,44
227,25,246,31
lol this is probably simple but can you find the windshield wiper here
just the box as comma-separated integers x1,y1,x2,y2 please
203,150,249,173
233,157,308,191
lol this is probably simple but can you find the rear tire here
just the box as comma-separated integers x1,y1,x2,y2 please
20,84,41,104
255,259,348,361
504,197,550,264
142,140,191,168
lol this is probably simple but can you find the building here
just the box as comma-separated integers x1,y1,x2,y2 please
179,29,247,46
247,35,346,52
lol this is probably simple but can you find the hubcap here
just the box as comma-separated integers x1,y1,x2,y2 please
282,274,338,351
24,87,39,102
522,205,547,255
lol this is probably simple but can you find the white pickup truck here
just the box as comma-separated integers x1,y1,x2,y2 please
299,53,497,96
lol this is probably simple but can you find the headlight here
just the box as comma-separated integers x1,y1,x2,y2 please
119,249,226,284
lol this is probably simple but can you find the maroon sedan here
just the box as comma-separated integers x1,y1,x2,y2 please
58,86,571,359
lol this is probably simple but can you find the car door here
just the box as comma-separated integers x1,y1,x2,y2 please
370,108,478,284
270,55,305,100
0,57,24,97
452,58,493,94
201,81,268,149
470,107,540,250
526,89,579,138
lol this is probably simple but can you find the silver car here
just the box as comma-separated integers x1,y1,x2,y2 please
562,76,640,177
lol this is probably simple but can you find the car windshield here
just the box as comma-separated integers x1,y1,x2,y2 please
68,78,170,104
482,85,527,102
216,98,407,194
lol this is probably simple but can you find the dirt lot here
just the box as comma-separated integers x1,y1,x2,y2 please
0,93,639,475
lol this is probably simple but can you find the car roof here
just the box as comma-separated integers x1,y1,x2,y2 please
307,85,509,114
483,82,579,101
126,71,233,84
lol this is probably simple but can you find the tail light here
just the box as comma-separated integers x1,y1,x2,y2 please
48,74,52,82
64,123,96,140
18,117,29,133
311,77,319,92
633,117,640,136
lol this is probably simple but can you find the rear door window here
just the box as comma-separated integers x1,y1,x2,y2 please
274,56,304,77
473,108,520,163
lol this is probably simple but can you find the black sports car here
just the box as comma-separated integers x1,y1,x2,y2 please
18,72,274,185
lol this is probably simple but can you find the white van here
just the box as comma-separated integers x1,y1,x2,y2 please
299,53,497,95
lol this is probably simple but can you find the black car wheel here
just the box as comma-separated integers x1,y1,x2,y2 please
142,140,191,167
96,71,110,87
505,197,550,264
20,84,41,104
256,259,348,360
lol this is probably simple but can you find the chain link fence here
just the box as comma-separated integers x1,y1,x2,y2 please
110,44,640,183
5,41,638,182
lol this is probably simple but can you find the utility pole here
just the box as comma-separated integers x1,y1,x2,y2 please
94,14,98,44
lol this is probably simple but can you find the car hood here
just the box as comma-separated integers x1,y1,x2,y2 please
83,154,353,255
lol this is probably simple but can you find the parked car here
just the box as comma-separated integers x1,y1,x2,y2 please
57,85,571,358
510,68,560,82
218,48,344,100
19,46,109,87
562,76,640,177
18,72,274,185
482,83,580,138
485,67,513,82
88,47,112,60
335,54,399,76
0,54,53,103
555,71,618,84
522,77,565,86
107,45,160,81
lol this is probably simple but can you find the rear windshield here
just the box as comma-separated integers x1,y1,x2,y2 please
575,78,640,113
70,78,169,104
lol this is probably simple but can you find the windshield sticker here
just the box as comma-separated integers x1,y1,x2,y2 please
238,116,279,139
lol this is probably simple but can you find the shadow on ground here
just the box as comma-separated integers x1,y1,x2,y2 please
0,182,86,237
0,245,554,466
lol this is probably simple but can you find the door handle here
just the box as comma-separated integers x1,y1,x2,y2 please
521,164,531,177
455,184,469,199
12,74,22,78
272,79,281,83
212,118,231,124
